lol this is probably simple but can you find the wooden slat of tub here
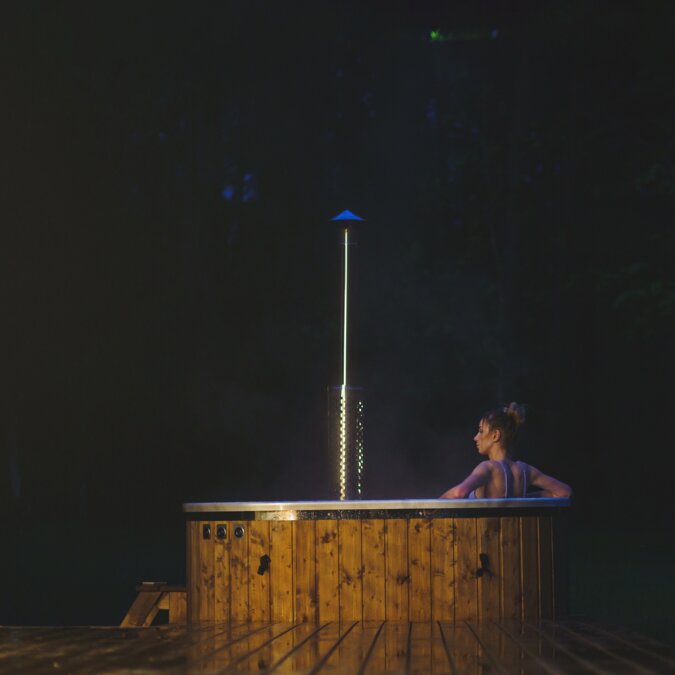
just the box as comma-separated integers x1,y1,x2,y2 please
270,521,294,622
361,519,385,621
230,523,250,622
199,521,215,622
248,520,271,622
339,519,363,622
454,518,478,621
187,522,199,623
520,516,540,623
316,519,339,621
477,517,500,621
385,519,409,620
214,521,231,623
431,518,455,621
438,622,481,675
500,516,522,620
538,516,554,620
409,518,432,621
294,520,317,623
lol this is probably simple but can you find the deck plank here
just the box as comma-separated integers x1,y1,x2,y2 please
548,620,669,674
438,621,481,675
272,621,352,673
360,620,387,674
237,622,322,673
564,619,675,670
529,619,657,674
0,620,671,674
408,621,434,674
335,620,384,674
186,622,297,673
79,624,251,673
383,621,410,673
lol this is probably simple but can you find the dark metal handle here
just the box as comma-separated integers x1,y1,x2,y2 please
202,524,211,540
476,552,493,578
257,555,271,575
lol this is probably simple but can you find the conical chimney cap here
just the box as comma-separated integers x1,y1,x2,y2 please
329,210,366,223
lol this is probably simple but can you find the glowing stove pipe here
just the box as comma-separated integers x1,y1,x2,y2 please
339,227,349,500
329,210,365,501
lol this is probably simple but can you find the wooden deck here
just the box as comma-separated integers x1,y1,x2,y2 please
1,620,673,674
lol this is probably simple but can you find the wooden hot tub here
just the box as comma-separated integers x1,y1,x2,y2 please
183,499,569,625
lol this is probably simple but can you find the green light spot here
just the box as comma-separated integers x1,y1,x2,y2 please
430,30,439,41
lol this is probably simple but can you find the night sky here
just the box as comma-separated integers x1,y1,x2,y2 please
3,1,674,643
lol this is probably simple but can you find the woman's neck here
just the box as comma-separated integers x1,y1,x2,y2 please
487,446,508,462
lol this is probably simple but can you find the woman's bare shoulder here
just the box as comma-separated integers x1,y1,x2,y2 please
516,460,538,474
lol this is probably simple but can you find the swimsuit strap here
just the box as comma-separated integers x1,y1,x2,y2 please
498,460,510,498
517,461,527,497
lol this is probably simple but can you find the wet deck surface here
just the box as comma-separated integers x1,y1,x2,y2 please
1,619,673,673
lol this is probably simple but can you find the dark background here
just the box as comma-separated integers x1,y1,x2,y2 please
2,0,674,644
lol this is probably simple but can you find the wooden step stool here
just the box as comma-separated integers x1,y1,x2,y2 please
121,582,187,627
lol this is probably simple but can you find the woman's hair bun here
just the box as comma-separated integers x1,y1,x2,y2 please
504,402,526,426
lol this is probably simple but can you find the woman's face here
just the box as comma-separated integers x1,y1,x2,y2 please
473,419,498,456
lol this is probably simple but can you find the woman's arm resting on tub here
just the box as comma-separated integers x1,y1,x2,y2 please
439,462,491,499
527,465,572,498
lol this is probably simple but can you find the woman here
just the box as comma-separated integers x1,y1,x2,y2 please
439,402,572,499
